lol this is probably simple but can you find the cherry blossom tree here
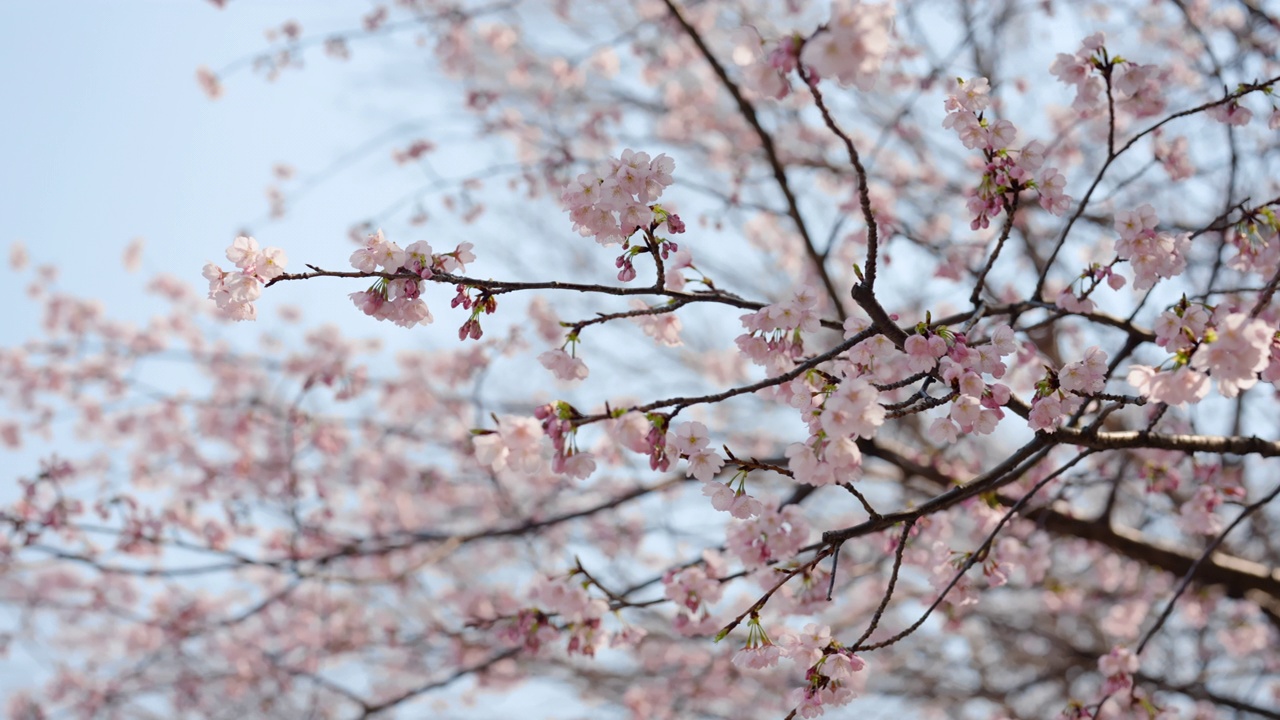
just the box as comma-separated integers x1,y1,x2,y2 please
6,0,1280,718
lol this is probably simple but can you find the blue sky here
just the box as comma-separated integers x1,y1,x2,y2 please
0,0,483,347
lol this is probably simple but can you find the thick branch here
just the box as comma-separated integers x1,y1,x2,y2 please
800,66,882,289
859,438,1280,602
1050,427,1280,457
1019,500,1280,602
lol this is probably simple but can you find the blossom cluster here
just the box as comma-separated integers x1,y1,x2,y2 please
916,324,1020,443
346,230,475,329
788,645,867,718
610,411,718,478
561,149,680,248
1050,33,1166,118
616,416,759,517
726,506,810,570
1227,207,1280,276
1113,204,1189,290
663,562,725,636
730,619,868,718
1153,133,1195,181
474,405,598,480
1125,365,1209,408
1028,346,1109,431
736,287,823,375
1058,347,1109,395
495,608,559,654
1129,310,1277,405
942,77,1070,229
495,575,612,657
537,347,589,382
473,414,545,475
1188,313,1276,397
702,467,765,520
28,3,1280,718
1179,484,1234,536
203,235,288,321
629,299,684,346
800,0,895,90
785,374,883,486
731,615,783,670
1153,300,1210,354
668,421,726,483
1208,96,1253,126
731,27,795,100
1097,645,1140,695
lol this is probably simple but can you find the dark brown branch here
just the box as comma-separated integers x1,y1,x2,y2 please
1018,500,1280,602
971,196,1020,306
799,65,882,289
849,519,914,650
858,437,1280,602
660,0,847,320
820,437,1052,545
1136,479,1280,654
356,648,520,718
573,327,878,424
267,267,847,329
1050,427,1280,457
1032,74,1280,300
857,449,1095,651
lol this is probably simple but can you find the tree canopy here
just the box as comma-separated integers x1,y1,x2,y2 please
4,1,1280,718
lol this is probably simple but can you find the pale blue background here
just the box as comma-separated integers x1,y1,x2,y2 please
0,0,487,346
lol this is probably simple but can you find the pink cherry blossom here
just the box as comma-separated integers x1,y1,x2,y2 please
1059,346,1108,395
1190,312,1273,397
800,0,895,91
538,348,589,382
1127,365,1211,406
684,448,725,482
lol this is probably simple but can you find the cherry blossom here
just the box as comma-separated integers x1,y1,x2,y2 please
1189,312,1273,398
538,348,589,382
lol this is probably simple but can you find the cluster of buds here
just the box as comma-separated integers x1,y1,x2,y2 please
451,285,497,340
643,415,673,472
494,608,558,653
791,646,868,718
534,402,596,479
